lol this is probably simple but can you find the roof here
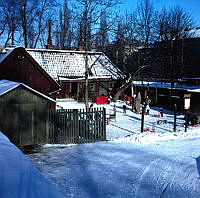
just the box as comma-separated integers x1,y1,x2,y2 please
0,80,56,102
0,48,15,63
0,47,60,89
25,49,125,81
185,28,200,38
133,81,200,93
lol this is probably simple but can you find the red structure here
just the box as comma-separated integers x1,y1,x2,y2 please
0,47,60,101
96,96,108,104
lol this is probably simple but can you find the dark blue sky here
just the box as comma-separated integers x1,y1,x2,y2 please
120,0,200,26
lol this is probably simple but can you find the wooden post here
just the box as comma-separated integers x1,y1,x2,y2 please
73,109,79,143
102,107,106,140
141,104,145,133
174,104,177,132
185,121,187,132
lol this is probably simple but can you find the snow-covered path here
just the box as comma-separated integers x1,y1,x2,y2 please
29,139,200,198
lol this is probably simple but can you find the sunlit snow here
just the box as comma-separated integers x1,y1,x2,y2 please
27,100,200,198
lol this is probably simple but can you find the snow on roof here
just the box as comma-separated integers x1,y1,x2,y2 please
25,49,125,81
58,75,112,81
0,80,56,102
188,89,200,93
133,81,200,92
0,131,64,198
186,28,200,38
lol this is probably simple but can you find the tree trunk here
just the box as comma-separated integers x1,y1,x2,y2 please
111,65,151,102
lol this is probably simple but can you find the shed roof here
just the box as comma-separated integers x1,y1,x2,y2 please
0,80,56,102
133,81,200,93
25,49,125,81
186,28,200,38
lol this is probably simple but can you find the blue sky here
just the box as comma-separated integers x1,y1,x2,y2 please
120,0,200,26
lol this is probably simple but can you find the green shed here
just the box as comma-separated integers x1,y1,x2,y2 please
0,80,56,146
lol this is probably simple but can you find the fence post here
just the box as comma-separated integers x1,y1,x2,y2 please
73,109,79,143
46,109,49,143
102,107,106,140
141,104,145,133
174,104,177,132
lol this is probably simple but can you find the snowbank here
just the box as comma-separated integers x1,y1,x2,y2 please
0,131,64,198
115,129,200,144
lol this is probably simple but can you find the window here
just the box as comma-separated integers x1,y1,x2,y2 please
89,83,95,91
109,82,115,89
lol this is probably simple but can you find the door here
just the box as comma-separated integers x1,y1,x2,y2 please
19,104,35,146
0,103,20,145
71,82,78,97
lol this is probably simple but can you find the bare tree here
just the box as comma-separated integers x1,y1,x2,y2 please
33,0,59,48
72,0,119,108
0,0,58,48
0,4,7,38
73,0,119,49
0,0,20,46
155,6,195,41
136,0,155,47
111,20,127,71
123,11,138,44
95,11,110,51
54,0,73,49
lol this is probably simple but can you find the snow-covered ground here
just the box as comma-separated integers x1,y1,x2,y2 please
0,132,64,198
27,100,200,198
56,99,200,143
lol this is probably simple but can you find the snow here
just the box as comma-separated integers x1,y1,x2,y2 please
26,100,200,197
58,76,112,81
0,80,56,102
56,100,198,144
26,49,124,81
133,81,200,92
187,28,200,38
0,131,64,198
0,79,19,96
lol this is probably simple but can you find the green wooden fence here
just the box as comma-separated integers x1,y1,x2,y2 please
48,108,106,144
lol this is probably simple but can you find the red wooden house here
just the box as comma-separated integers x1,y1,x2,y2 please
0,47,60,103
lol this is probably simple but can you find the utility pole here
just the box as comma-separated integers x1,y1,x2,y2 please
85,49,89,109
170,40,174,88
84,3,89,109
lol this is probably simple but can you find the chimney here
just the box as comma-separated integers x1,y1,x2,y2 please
46,19,54,49
78,40,85,51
